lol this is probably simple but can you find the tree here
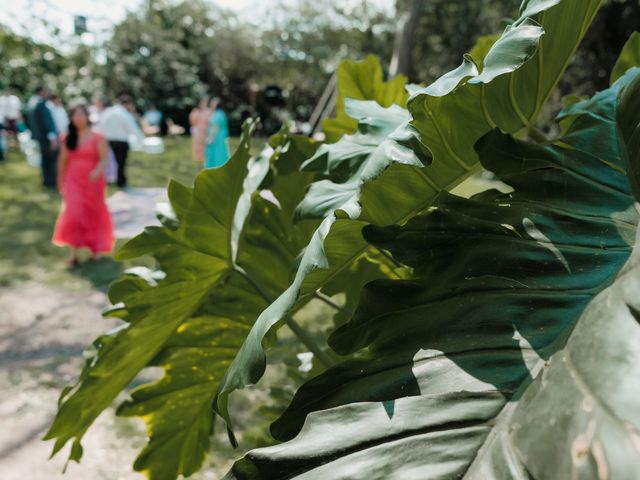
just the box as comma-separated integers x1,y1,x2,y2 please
100,0,396,131
103,0,210,125
405,0,520,84
256,0,396,119
388,0,425,78
0,27,68,97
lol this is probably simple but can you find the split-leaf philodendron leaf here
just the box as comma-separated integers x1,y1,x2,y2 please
226,67,640,480
46,2,629,479
321,54,409,143
408,0,601,169
44,122,327,479
214,0,603,434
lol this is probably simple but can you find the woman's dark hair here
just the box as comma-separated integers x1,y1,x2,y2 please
66,103,90,151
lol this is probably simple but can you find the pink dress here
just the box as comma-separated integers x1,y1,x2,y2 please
53,132,114,254
189,107,211,163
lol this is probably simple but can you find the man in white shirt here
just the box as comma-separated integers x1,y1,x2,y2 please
0,89,23,146
48,95,69,135
99,95,144,188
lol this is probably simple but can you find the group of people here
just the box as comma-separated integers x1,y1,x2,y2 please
0,88,116,265
1,88,146,189
189,96,230,169
1,87,233,266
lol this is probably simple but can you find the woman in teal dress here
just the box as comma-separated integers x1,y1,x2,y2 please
204,97,230,169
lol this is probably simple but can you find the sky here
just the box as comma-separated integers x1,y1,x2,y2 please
0,0,262,46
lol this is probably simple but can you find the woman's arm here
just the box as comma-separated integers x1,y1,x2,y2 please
89,136,108,181
57,143,68,192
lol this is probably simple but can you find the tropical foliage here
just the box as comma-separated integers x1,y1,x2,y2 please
46,0,640,479
229,66,640,479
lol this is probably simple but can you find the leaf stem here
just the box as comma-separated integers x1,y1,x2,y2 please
527,126,550,144
234,265,333,368
314,290,351,315
284,316,333,368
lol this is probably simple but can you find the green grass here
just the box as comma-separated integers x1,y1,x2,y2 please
0,136,246,289
0,135,501,292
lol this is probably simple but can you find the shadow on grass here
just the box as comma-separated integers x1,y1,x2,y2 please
69,257,124,292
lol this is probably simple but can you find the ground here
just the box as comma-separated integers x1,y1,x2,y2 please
0,137,253,479
0,135,500,479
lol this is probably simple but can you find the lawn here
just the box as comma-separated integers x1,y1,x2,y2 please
0,136,244,289
0,133,498,289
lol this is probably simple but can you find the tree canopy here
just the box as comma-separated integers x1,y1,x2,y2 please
1,0,637,132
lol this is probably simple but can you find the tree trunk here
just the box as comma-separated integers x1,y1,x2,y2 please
389,0,425,79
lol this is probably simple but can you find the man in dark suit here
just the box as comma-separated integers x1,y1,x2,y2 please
28,86,58,187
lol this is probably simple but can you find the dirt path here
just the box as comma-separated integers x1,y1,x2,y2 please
0,283,146,480
0,282,229,480
107,187,168,239
0,181,248,479
0,146,229,479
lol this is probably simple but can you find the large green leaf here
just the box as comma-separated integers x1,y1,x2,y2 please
214,0,600,431
611,31,640,85
44,123,324,479
321,55,408,142
225,69,640,479
408,0,602,168
296,99,429,219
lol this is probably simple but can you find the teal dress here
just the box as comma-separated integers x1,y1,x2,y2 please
204,109,230,168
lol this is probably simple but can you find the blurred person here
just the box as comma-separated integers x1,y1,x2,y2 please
142,103,163,135
89,92,117,183
89,93,107,124
204,97,230,169
165,118,185,136
123,98,142,122
99,95,144,188
48,94,69,135
27,86,59,187
53,103,114,266
189,97,211,164
0,88,23,147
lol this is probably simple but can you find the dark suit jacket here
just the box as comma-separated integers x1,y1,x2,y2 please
28,98,57,143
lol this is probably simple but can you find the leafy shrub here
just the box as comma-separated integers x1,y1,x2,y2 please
47,1,640,478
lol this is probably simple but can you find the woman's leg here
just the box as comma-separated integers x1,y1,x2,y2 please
66,248,79,267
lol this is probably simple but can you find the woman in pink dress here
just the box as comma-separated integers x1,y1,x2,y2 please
53,103,114,266
189,97,211,164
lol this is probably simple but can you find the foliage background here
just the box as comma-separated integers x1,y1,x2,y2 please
1,0,638,133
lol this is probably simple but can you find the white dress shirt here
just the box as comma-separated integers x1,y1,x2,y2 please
99,104,144,146
0,94,22,120
48,102,69,135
